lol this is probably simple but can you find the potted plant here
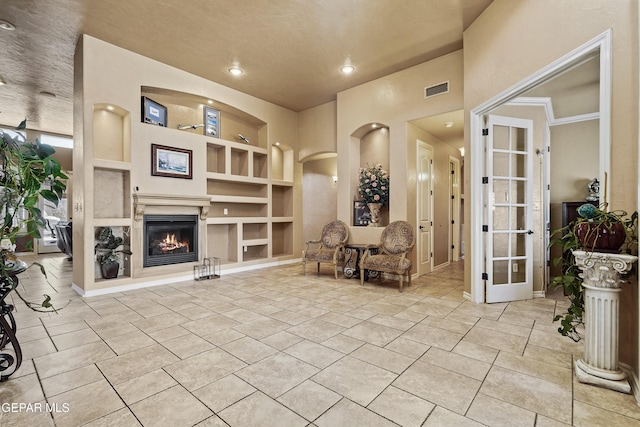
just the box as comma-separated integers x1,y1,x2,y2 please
549,203,637,341
95,226,132,279
0,122,68,311
357,164,390,227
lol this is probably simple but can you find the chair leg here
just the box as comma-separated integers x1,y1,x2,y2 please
317,263,320,274
360,269,365,286
302,258,306,275
399,275,404,292
408,268,412,287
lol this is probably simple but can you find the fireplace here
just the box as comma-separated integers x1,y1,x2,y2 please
143,215,198,267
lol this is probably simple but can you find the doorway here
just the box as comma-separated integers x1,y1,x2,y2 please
470,30,611,303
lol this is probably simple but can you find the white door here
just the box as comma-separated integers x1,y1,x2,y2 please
485,115,534,302
417,141,433,275
449,158,461,262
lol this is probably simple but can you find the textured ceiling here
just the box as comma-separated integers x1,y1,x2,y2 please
0,0,493,135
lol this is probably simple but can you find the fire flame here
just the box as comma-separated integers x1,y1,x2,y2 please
160,233,189,252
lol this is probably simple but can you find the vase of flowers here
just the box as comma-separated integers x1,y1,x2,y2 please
358,164,389,227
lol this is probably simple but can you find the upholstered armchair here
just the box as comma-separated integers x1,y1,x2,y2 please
302,220,349,279
359,221,414,292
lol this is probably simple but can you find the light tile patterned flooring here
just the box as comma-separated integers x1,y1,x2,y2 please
2,254,640,426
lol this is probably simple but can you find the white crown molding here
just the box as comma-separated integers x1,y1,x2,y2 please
506,96,599,126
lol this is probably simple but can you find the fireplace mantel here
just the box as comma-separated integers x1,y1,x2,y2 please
133,193,211,221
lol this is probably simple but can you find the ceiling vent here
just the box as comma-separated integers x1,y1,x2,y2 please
424,81,449,99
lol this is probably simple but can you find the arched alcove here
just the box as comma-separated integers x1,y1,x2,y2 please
351,123,390,227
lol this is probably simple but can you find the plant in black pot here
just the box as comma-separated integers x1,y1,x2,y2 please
95,227,132,279
549,203,637,341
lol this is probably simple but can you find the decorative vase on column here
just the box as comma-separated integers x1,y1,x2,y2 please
367,203,383,227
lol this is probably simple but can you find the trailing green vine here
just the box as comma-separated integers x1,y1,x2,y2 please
549,205,637,342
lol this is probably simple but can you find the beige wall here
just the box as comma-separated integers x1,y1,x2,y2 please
298,101,337,162
302,157,338,244
548,120,599,277
464,0,638,371
337,50,464,245
550,121,600,205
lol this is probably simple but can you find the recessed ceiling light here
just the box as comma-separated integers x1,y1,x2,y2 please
106,105,114,111
371,124,378,129
444,121,454,128
0,20,15,31
228,67,243,76
275,142,280,146
207,99,213,104
340,65,355,74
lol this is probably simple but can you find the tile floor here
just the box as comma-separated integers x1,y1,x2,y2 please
2,254,640,426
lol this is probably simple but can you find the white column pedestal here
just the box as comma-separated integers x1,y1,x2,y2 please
573,250,637,394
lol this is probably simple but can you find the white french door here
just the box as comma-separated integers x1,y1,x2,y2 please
485,115,534,302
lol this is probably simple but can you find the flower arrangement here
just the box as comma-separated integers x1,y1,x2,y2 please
358,164,389,205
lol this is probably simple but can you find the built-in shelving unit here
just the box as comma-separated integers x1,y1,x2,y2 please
74,37,300,295
134,86,295,270
90,104,133,282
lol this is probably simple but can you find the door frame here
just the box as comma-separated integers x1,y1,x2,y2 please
416,140,434,276
469,30,612,303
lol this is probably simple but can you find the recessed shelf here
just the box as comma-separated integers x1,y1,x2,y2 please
93,159,131,170
272,222,293,257
207,223,238,263
93,104,131,163
271,186,293,217
242,238,269,247
208,180,267,198
207,143,226,174
243,223,267,240
93,225,131,280
210,195,268,204
94,168,131,219
93,218,132,227
208,202,267,218
230,148,249,176
253,152,268,179
206,172,267,185
243,244,268,262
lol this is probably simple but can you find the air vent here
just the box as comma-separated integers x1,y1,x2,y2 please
424,81,449,98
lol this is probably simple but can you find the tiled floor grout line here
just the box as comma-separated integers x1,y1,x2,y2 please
9,257,640,426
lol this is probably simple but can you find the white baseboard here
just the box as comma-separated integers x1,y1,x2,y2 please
463,291,472,301
73,258,302,298
620,362,640,405
432,262,450,272
533,291,546,299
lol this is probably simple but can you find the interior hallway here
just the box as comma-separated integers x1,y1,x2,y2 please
2,254,640,426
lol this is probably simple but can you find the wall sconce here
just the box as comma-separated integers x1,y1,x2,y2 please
332,176,338,187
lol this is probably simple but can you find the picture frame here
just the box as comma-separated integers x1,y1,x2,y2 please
141,96,167,127
353,201,371,226
151,144,192,179
203,106,220,138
